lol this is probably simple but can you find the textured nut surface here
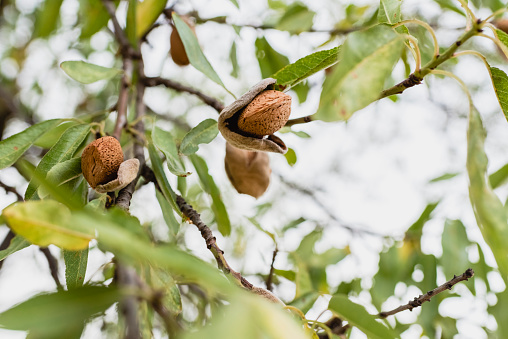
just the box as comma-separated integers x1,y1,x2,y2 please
225,143,271,198
81,136,124,188
170,17,195,66
95,158,140,193
237,90,291,137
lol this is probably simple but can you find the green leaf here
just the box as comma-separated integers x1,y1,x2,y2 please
406,201,439,238
290,291,320,314
0,235,30,262
34,120,79,149
489,67,508,123
80,0,114,39
490,163,508,189
25,124,90,200
148,142,179,212
172,13,233,97
276,3,315,34
39,157,84,199
272,47,340,89
126,0,137,47
2,200,94,250
179,119,219,156
230,41,240,78
34,0,64,38
63,248,89,289
228,0,239,8
156,189,180,238
0,119,61,170
378,0,402,24
329,294,399,339
255,36,290,78
152,126,190,177
136,0,166,37
441,220,470,280
60,61,122,84
284,148,297,166
467,107,508,282
0,286,119,337
315,25,403,121
429,172,459,183
190,155,231,236
433,0,466,16
151,268,182,314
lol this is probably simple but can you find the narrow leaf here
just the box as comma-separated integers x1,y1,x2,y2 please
284,148,297,166
0,286,119,337
60,61,122,84
0,119,61,170
489,67,508,123
152,126,190,177
148,142,179,212
490,163,508,189
136,0,166,37
2,200,94,250
34,120,79,148
0,235,30,262
494,28,508,58
329,294,398,339
190,155,231,236
80,0,112,39
467,106,508,281
179,119,219,156
172,13,233,96
429,172,459,183
255,36,290,78
25,124,90,200
34,0,64,38
378,0,402,24
272,46,340,89
276,3,315,34
64,249,89,290
315,25,403,121
156,189,180,238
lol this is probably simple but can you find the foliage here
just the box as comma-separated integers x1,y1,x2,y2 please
0,0,508,338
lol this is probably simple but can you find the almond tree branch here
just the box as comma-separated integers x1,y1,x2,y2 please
284,115,313,127
176,195,253,289
0,230,15,270
39,247,63,291
101,0,139,58
378,268,475,318
115,263,142,339
143,77,225,113
113,58,132,141
265,247,278,291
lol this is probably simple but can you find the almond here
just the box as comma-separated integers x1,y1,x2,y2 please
170,17,195,66
225,143,271,198
81,136,123,189
237,90,291,138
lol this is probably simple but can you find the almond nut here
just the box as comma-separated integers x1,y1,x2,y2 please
170,17,195,66
81,136,123,189
237,90,291,138
225,143,271,198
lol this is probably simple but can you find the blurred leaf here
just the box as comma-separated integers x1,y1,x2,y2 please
293,255,313,297
489,67,508,123
0,235,30,262
148,142,179,212
292,82,310,103
156,189,180,239
274,269,296,281
60,61,122,84
230,41,240,78
126,0,137,47
432,0,466,16
378,0,402,24
25,124,90,200
151,268,182,314
281,217,306,232
405,201,439,238
490,163,508,189
190,155,231,236
248,217,276,242
290,291,320,314
440,220,470,285
34,121,79,148
172,13,233,96
0,119,61,170
284,148,297,166
0,286,119,337
494,29,508,58
34,0,64,38
316,25,403,121
2,200,93,250
279,128,311,138
136,0,166,37
64,248,89,289
80,0,115,39
328,294,398,339
39,157,83,199
179,119,219,156
255,36,290,78
467,106,508,282
229,0,239,8
429,172,459,183
152,126,190,177
276,3,315,34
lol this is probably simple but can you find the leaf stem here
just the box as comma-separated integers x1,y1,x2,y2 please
404,34,422,72
394,19,440,57
456,0,476,26
430,69,473,108
484,8,508,22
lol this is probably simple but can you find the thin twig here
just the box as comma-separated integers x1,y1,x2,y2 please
101,0,139,58
113,58,132,140
176,195,253,289
0,230,16,270
143,77,225,113
284,115,313,127
39,247,63,291
265,247,278,291
378,268,474,318
0,180,24,201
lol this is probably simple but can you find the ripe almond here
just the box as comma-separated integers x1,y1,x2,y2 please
170,17,195,66
81,136,123,189
496,19,508,34
225,143,271,198
237,90,291,138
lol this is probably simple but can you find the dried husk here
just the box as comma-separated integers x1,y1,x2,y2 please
225,143,271,198
95,158,140,193
218,78,289,154
170,16,195,66
81,136,123,189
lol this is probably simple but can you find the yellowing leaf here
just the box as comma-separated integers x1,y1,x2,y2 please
3,201,93,250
